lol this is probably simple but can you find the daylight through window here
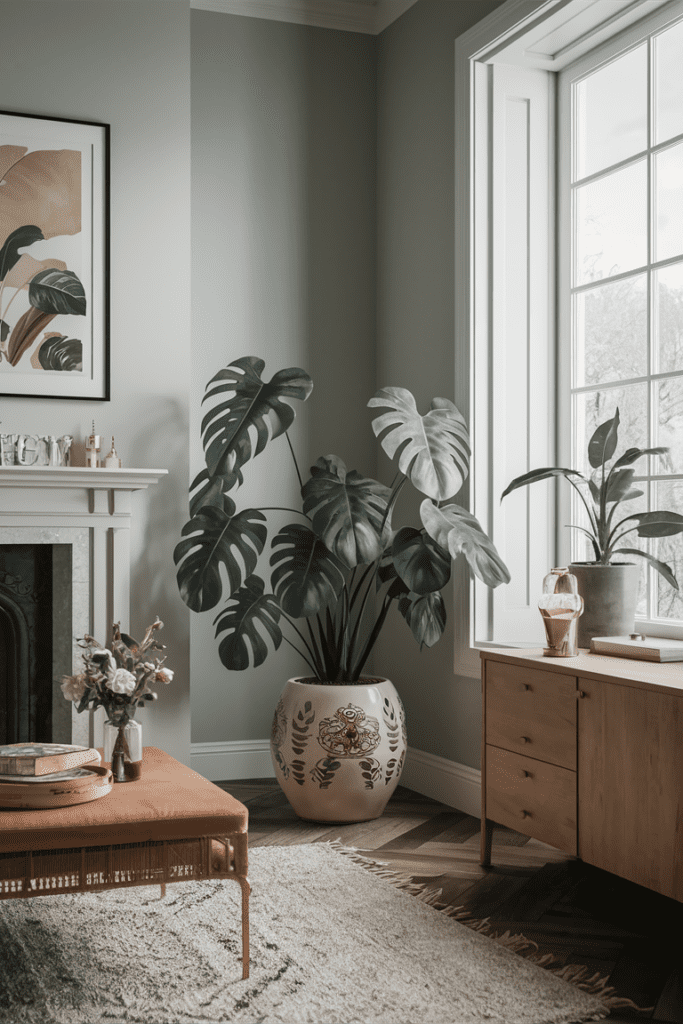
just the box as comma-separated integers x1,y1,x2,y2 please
566,14,683,626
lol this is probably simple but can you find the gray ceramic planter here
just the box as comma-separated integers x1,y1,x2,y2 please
569,562,640,650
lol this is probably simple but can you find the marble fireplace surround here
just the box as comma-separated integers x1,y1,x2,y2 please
0,466,167,748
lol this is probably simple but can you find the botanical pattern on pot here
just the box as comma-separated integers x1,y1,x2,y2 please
318,704,380,758
270,697,288,778
382,696,406,788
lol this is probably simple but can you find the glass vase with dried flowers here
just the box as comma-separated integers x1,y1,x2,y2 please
60,618,173,782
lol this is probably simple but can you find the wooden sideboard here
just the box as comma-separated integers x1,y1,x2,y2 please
480,648,683,903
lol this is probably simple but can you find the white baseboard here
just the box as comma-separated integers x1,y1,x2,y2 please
191,739,482,816
190,739,275,782
400,747,481,818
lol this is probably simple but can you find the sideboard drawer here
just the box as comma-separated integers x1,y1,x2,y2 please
485,745,577,856
485,661,577,769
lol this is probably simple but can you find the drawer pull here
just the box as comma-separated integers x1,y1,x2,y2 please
523,684,531,691
578,690,587,699
520,736,531,744
522,770,532,779
520,810,530,819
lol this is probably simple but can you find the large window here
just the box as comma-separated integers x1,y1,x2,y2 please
456,0,683,662
559,9,683,635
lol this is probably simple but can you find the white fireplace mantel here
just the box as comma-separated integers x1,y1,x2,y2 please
0,466,167,489
0,465,168,748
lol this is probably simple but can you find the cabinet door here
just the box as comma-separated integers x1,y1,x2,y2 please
578,679,683,902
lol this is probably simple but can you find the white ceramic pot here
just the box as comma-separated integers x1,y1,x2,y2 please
270,676,407,823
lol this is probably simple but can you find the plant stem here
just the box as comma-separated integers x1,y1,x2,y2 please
350,594,393,681
380,476,408,538
568,477,600,550
285,432,304,491
280,612,323,675
345,562,378,674
279,633,318,676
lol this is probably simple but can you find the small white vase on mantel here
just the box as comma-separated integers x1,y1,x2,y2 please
270,676,407,823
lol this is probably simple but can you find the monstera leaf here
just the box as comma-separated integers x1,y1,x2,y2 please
214,575,282,670
173,501,267,612
29,268,86,316
200,356,313,483
188,468,239,517
421,500,510,588
397,590,446,648
391,527,450,595
302,455,392,568
368,388,470,501
270,523,346,618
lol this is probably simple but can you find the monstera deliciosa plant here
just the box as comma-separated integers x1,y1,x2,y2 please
502,407,683,589
174,356,510,682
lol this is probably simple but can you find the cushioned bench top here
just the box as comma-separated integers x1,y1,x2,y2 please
0,747,248,853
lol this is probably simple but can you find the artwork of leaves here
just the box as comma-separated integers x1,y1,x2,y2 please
0,144,85,374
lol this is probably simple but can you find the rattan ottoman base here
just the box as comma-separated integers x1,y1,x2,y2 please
0,748,250,979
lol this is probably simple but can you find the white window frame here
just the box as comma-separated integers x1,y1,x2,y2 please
558,1,683,640
454,0,679,675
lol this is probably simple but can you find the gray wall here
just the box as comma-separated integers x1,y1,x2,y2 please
191,11,377,743
375,0,505,769
0,0,192,765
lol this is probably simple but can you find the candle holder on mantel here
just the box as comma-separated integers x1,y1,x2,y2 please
85,421,101,468
103,437,122,469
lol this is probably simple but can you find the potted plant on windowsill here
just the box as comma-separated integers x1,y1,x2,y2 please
501,408,683,649
174,356,509,823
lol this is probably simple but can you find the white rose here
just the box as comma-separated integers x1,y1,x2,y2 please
61,674,87,702
156,668,174,684
107,668,137,695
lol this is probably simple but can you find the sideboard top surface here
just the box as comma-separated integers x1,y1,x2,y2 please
481,647,683,697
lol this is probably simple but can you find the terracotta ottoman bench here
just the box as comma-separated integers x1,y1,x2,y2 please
0,746,250,978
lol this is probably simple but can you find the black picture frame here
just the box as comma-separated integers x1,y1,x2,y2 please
0,109,109,401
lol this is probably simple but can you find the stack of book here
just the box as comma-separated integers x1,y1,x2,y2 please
0,743,112,809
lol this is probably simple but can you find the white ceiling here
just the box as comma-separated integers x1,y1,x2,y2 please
190,0,419,35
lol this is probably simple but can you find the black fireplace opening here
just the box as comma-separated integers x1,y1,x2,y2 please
0,545,73,746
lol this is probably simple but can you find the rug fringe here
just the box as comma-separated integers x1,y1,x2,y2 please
323,840,652,1020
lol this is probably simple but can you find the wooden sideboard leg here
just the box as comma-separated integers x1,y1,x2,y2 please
159,882,166,898
480,818,493,867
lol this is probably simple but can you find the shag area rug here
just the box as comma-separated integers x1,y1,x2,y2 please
0,842,639,1024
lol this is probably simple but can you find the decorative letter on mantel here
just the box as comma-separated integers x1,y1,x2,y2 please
0,466,167,748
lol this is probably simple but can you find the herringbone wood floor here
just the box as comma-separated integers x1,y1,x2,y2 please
217,779,683,1024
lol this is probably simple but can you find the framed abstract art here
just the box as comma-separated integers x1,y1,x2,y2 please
0,110,109,400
